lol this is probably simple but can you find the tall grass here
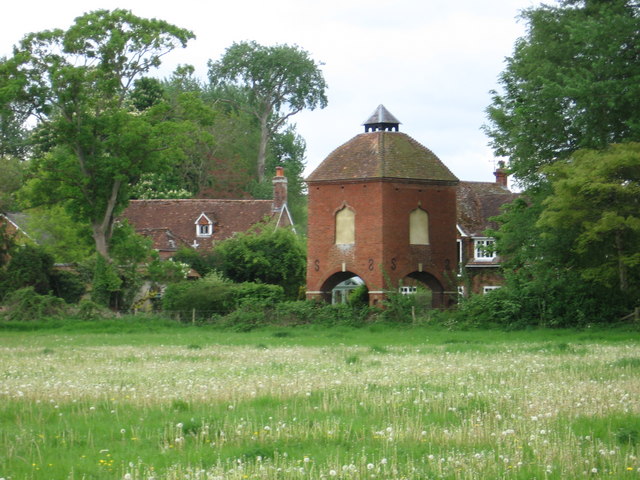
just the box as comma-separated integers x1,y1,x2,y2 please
1,326,639,478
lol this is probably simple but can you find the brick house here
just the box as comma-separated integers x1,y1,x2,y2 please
306,105,517,306
122,167,293,258
456,166,518,296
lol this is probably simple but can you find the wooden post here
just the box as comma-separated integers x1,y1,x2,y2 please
192,308,196,325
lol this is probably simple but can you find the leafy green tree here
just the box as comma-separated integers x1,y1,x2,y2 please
538,143,640,294
2,9,194,261
215,226,306,299
208,41,327,182
481,0,640,325
485,0,640,187
22,205,93,263
0,157,25,212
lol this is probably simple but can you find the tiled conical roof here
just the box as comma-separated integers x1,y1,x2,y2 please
307,130,459,183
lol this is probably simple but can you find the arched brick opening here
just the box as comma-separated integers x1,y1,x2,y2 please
318,271,368,304
404,271,453,308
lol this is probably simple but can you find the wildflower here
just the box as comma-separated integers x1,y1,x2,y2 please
380,458,387,465
123,474,132,480
329,470,337,476
367,463,375,470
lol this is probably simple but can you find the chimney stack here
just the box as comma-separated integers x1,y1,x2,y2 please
272,166,288,212
494,161,509,189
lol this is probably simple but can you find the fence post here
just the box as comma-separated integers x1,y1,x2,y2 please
192,308,196,325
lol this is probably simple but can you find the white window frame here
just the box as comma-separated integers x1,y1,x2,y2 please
195,213,213,238
474,237,496,261
399,286,417,295
483,286,501,294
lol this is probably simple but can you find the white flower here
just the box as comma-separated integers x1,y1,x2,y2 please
120,429,126,434
367,463,374,470
329,470,337,476
380,458,387,465
123,474,132,480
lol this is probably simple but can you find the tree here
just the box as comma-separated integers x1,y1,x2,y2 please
538,143,640,294
484,0,640,187
215,226,306,299
2,10,194,261
208,41,327,182
483,0,640,325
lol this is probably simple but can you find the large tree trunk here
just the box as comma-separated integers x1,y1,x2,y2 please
615,229,628,292
257,113,270,182
91,179,123,261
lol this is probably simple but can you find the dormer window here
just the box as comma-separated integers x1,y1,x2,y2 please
195,213,213,238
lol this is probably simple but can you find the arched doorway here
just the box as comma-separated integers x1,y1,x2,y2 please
320,271,369,305
403,271,452,308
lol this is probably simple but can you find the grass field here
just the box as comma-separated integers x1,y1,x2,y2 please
1,321,640,479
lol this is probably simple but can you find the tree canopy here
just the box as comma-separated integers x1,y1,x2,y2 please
208,41,327,182
483,0,640,325
1,9,194,260
484,0,640,187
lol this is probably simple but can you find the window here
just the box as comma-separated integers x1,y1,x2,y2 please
409,208,429,245
335,207,355,244
483,286,501,294
195,213,213,238
399,286,417,295
474,238,496,261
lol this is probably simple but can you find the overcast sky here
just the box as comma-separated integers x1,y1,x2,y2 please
1,0,541,183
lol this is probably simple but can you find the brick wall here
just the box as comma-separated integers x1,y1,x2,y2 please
306,179,458,306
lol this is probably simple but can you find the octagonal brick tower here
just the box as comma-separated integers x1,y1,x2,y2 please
305,105,459,307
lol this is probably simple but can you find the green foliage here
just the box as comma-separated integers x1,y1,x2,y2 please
147,257,190,284
21,205,93,263
4,9,194,260
0,157,25,211
162,273,284,321
208,40,327,181
49,270,85,304
91,255,122,308
485,0,640,187
3,244,53,295
450,288,524,329
1,286,66,321
219,300,372,331
171,247,222,277
215,226,306,299
539,143,640,294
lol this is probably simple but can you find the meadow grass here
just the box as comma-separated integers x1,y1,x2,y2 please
1,321,640,479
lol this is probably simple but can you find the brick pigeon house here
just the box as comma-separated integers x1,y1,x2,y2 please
305,105,517,306
123,167,293,259
306,105,460,307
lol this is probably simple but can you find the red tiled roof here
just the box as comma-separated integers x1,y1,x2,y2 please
307,131,459,184
122,199,276,253
457,181,519,237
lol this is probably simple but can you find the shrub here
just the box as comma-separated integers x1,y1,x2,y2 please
50,269,86,303
162,273,284,321
1,287,66,321
215,226,305,299
3,244,54,295
451,288,523,328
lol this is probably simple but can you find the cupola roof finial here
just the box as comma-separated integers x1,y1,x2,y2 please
363,104,401,132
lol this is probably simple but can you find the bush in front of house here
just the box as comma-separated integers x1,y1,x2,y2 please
1,286,66,321
162,272,285,321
